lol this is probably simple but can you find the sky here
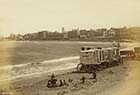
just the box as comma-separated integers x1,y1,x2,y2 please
0,0,140,36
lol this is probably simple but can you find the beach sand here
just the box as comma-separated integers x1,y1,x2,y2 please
7,60,140,95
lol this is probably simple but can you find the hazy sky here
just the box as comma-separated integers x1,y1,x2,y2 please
0,0,140,36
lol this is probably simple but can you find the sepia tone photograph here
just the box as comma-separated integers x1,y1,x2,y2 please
0,0,140,95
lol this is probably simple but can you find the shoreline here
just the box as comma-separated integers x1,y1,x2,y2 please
11,67,76,86
0,39,138,43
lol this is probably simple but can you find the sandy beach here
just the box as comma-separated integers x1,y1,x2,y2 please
6,60,139,95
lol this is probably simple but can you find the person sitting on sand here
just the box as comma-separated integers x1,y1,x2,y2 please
47,73,58,88
63,80,69,86
47,80,51,88
51,78,57,87
59,80,63,87
68,78,73,83
51,73,55,80
81,76,85,83
92,72,97,81
47,79,58,88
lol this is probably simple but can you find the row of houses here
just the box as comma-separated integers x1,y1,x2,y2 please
64,27,129,40
22,28,120,40
7,27,140,41
23,31,63,40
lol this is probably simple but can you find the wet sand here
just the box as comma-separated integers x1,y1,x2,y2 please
8,60,140,95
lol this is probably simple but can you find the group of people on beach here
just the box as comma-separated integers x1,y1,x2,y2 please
47,72,97,88
81,72,97,83
47,74,72,88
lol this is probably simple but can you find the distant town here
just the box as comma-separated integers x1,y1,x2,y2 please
0,26,140,42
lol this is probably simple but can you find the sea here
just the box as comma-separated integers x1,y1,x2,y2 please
0,41,139,82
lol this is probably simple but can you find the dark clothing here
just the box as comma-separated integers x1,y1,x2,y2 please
51,73,55,80
63,80,69,86
81,76,85,83
47,80,51,88
59,80,63,87
47,79,57,88
92,72,97,79
68,78,73,83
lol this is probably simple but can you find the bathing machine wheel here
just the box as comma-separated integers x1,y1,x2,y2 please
76,63,83,72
